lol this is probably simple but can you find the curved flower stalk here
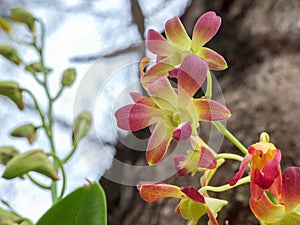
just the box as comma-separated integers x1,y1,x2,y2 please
115,55,231,165
229,132,300,224
137,182,228,225
143,11,227,84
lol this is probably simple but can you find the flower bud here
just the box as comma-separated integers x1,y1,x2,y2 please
72,111,92,144
2,150,58,180
0,81,24,110
10,8,35,32
0,45,22,65
0,146,19,165
25,62,43,73
0,17,11,33
61,68,76,87
10,124,37,144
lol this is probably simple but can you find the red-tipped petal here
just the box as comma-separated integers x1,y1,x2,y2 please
181,186,205,203
178,55,208,100
229,154,252,186
192,99,231,121
138,182,184,202
198,146,217,169
142,61,174,88
146,120,173,165
140,57,151,78
198,47,227,71
115,103,164,131
191,11,221,52
253,150,281,189
129,92,155,107
165,16,191,49
282,167,300,212
146,29,176,56
249,191,285,224
173,121,192,141
173,155,189,177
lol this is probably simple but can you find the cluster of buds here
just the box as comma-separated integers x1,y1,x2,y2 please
115,11,300,225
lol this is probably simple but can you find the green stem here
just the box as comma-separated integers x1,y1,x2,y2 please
47,153,67,200
199,176,250,194
52,86,64,102
216,153,244,162
205,70,212,100
213,121,248,155
22,88,50,135
27,174,52,190
63,142,78,164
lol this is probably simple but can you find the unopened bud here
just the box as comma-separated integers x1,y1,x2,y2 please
0,17,11,33
0,146,19,165
0,207,20,224
10,124,37,144
25,62,43,73
10,8,35,32
72,111,92,144
0,81,24,110
2,150,58,180
61,68,76,87
0,45,22,65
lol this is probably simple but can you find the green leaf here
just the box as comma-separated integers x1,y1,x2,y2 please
36,182,107,225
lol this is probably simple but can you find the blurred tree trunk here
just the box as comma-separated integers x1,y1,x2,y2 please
100,0,300,224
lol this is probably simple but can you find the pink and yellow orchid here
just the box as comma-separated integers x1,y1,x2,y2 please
144,11,227,82
229,132,300,224
115,55,230,165
137,182,228,225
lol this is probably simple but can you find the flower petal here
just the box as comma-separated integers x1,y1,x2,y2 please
191,11,221,52
181,186,205,203
115,103,164,131
173,121,192,141
129,92,155,106
138,182,184,202
146,29,176,56
198,146,217,169
139,57,151,78
192,99,231,121
249,191,285,224
282,167,300,212
229,154,252,186
173,155,190,177
178,55,208,100
146,120,173,165
146,76,178,110
165,16,191,49
252,150,281,190
198,47,227,70
141,61,174,88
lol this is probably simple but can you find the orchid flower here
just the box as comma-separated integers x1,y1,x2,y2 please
144,11,227,83
115,55,231,165
137,182,228,225
229,132,300,224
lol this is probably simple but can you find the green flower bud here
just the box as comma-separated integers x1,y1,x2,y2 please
72,111,92,144
0,81,24,110
0,207,19,222
25,62,43,73
10,124,37,144
61,68,76,87
0,146,19,165
10,8,35,32
0,17,11,33
0,45,22,65
2,150,58,181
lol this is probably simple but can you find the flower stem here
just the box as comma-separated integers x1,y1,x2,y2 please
199,176,250,194
213,121,248,155
216,153,244,162
27,174,52,190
